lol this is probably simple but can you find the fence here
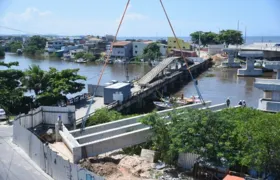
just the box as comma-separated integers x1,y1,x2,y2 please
13,106,104,180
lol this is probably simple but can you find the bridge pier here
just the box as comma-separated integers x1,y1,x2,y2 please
237,51,263,76
221,48,241,68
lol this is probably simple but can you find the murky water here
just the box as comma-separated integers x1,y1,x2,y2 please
2,53,275,108
176,67,275,108
1,53,151,96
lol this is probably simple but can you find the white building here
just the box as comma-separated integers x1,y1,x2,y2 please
159,44,168,57
133,41,168,57
208,44,225,55
45,40,65,53
69,49,84,59
132,41,152,57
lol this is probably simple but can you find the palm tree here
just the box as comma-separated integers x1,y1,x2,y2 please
22,65,49,95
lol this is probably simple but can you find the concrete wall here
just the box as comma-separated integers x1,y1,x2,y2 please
88,84,105,97
178,153,199,170
13,117,104,180
17,106,76,129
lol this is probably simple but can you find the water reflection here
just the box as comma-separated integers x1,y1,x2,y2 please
175,67,274,108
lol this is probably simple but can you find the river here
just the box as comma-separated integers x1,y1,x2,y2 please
2,53,271,108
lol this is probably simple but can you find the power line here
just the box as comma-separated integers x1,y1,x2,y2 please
0,25,40,35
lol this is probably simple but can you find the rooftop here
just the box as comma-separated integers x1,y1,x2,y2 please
112,41,131,46
105,82,130,89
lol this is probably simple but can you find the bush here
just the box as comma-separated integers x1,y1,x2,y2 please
0,47,5,57
86,108,124,126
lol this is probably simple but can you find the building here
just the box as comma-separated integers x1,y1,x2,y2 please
111,41,132,60
132,41,152,57
208,44,225,55
45,40,65,53
159,43,168,57
170,49,197,57
69,49,84,59
167,37,191,54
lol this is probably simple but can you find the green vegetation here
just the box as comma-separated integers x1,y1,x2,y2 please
6,41,22,53
190,29,244,47
0,62,25,114
86,108,137,126
24,35,47,55
22,65,86,106
75,52,96,61
205,73,216,77
0,63,86,114
140,108,280,177
0,47,5,57
142,43,161,60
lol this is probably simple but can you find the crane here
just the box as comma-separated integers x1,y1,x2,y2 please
81,0,205,131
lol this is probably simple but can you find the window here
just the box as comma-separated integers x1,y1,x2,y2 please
173,46,176,48
183,47,185,49
168,46,171,48
135,45,138,48
135,51,138,54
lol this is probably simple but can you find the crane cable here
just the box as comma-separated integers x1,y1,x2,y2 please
159,0,205,105
81,0,131,130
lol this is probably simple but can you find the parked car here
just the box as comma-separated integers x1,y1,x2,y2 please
0,109,7,120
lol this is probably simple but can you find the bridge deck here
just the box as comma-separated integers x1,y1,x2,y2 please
138,57,180,86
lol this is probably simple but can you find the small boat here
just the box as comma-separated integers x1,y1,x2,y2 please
75,58,87,63
16,49,23,55
153,101,173,110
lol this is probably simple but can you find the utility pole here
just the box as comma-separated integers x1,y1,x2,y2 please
237,20,240,31
244,26,247,44
198,31,201,57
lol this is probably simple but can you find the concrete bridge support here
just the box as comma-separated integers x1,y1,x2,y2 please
237,57,263,76
237,51,263,76
221,48,241,68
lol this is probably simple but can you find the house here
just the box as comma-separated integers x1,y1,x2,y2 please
159,43,168,57
45,40,65,53
111,41,132,60
69,49,84,59
132,41,153,57
85,41,107,57
167,37,191,54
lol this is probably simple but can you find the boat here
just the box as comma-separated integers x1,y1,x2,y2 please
154,95,201,110
153,101,173,110
75,58,87,63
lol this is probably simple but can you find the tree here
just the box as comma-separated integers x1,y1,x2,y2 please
7,41,22,53
143,43,161,60
0,47,5,57
22,65,49,95
86,108,123,126
83,53,96,61
190,31,220,46
219,30,244,46
24,36,47,55
37,68,86,105
0,62,25,114
74,52,85,59
141,107,280,178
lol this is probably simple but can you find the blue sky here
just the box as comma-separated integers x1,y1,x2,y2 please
0,0,279,36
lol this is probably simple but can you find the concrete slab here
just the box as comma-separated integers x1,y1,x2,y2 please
49,142,73,163
237,68,263,76
75,97,106,121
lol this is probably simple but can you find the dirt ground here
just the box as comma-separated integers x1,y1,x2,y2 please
79,154,156,180
79,152,195,180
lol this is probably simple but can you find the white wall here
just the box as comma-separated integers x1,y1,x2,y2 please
208,44,224,55
133,42,148,57
159,44,167,57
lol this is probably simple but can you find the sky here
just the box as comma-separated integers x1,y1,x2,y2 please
0,0,279,37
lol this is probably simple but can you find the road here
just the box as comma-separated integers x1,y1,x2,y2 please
0,125,53,180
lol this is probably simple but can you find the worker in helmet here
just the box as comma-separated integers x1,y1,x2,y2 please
243,100,246,107
238,100,242,106
226,98,230,107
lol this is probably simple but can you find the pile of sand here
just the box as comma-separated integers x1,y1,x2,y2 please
80,155,155,180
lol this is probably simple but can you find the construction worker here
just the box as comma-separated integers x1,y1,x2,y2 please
238,100,243,106
181,93,184,100
226,98,230,107
243,100,246,107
